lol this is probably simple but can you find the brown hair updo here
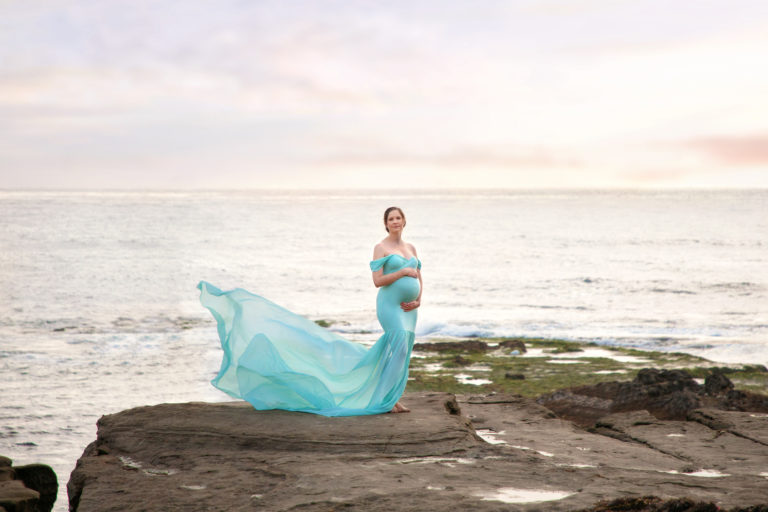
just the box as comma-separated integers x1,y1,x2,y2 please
383,206,406,233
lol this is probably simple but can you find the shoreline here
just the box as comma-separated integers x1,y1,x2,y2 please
405,336,768,397
5,335,768,512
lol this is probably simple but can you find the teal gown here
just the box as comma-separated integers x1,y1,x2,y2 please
197,254,421,416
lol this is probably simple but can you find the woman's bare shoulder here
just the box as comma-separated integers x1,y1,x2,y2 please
372,243,387,259
408,243,418,255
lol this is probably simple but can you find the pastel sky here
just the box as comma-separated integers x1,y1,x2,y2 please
1,0,767,189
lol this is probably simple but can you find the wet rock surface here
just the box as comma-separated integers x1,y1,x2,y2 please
413,338,528,354
537,369,768,426
68,391,768,511
0,456,57,512
498,339,527,353
577,496,768,511
414,340,489,353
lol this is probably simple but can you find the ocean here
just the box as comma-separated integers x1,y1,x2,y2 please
1,189,766,510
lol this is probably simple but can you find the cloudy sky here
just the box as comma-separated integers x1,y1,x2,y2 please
1,0,767,189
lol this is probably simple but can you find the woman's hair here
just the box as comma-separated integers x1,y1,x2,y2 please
383,206,406,232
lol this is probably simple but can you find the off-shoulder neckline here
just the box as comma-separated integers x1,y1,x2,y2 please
371,253,417,261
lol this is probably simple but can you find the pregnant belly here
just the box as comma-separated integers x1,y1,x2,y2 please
387,276,420,302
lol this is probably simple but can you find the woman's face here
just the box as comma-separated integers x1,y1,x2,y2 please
386,209,405,232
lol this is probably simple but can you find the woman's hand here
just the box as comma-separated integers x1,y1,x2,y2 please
401,299,420,312
400,267,418,278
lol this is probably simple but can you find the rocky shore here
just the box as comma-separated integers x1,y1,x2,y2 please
67,371,768,511
8,337,766,511
0,456,57,512
538,367,768,426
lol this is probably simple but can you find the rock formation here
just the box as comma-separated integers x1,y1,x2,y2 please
537,369,768,426
0,456,57,512
68,390,768,511
414,340,489,353
413,338,527,354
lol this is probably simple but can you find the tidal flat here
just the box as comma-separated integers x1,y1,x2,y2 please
406,337,768,397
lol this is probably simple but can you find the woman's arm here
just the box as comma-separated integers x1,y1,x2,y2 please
401,245,422,311
416,268,422,303
413,244,422,303
373,268,417,288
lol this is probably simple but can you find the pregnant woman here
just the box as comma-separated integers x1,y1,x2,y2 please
197,206,422,416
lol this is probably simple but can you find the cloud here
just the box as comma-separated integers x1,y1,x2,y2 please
315,144,582,170
678,135,768,166
2,1,768,189
624,168,702,185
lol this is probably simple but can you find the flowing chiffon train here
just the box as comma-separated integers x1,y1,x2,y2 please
197,254,420,416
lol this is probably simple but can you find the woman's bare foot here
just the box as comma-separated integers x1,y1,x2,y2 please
390,401,410,413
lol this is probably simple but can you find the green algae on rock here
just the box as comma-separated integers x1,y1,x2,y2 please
407,337,768,398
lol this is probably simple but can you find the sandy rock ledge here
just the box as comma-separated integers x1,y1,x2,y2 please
68,392,768,511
